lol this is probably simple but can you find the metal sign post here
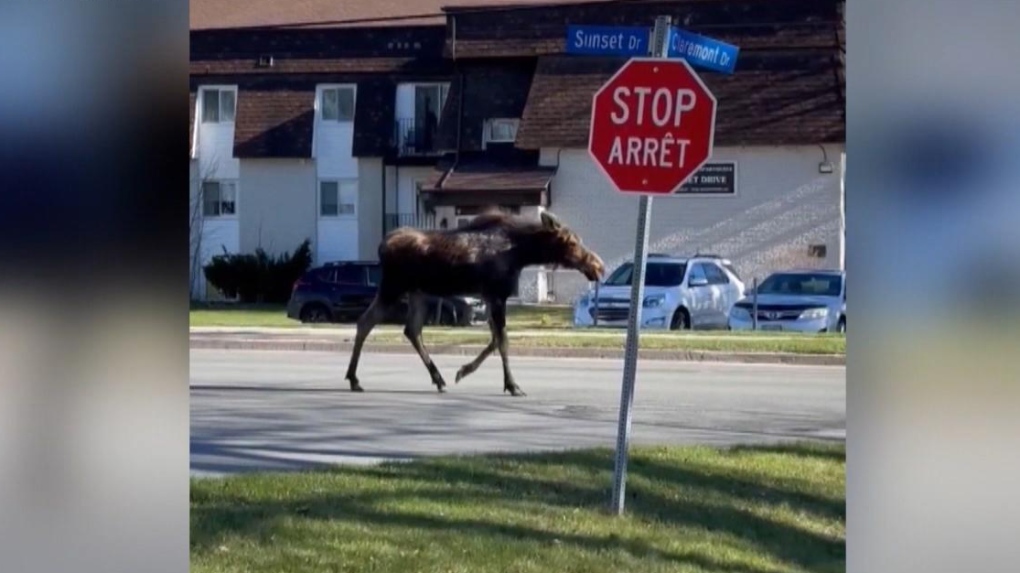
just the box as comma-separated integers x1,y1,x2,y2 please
609,14,672,516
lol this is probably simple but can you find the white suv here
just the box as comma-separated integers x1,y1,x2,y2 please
572,254,746,330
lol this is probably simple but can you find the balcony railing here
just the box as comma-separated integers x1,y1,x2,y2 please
394,117,442,157
384,212,438,234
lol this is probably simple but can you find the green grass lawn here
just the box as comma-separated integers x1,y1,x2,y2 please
190,303,845,355
191,441,845,573
366,331,845,355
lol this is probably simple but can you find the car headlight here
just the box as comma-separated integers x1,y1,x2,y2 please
643,294,666,308
730,306,751,320
800,307,829,320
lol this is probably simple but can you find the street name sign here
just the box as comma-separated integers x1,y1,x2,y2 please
666,27,740,74
587,57,718,195
565,25,650,56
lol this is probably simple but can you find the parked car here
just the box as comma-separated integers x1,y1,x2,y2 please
286,260,486,326
728,269,846,333
572,254,746,330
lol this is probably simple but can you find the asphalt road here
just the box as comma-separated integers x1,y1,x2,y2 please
190,349,845,477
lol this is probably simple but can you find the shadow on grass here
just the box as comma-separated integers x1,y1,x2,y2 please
727,441,846,464
192,443,844,572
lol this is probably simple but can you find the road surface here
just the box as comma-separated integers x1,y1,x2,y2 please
191,349,845,477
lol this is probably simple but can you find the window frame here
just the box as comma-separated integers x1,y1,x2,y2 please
484,118,519,145
201,179,239,219
318,179,358,219
199,86,237,124
317,85,356,123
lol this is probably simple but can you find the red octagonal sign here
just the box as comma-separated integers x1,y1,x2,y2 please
588,57,717,195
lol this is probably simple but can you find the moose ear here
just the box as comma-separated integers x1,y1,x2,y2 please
540,211,562,230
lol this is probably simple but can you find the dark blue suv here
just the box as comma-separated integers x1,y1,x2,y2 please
286,260,486,326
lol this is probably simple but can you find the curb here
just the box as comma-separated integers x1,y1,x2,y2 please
189,337,845,366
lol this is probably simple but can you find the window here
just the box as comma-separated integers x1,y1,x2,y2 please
721,262,742,282
603,263,634,287
602,262,686,287
320,87,355,122
319,181,357,217
201,87,236,123
485,118,519,143
645,263,686,287
688,264,708,285
756,273,843,296
414,84,448,122
201,181,237,217
334,265,364,285
702,263,730,285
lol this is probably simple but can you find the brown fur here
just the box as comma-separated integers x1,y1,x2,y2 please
343,209,605,396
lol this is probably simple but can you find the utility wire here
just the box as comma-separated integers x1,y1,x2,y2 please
199,0,841,33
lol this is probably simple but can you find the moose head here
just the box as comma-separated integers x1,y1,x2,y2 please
535,211,605,282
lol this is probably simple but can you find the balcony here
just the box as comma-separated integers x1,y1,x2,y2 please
384,212,438,234
394,117,443,157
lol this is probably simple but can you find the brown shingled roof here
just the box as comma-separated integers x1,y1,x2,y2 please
516,51,844,149
444,0,843,58
421,149,555,193
233,87,315,158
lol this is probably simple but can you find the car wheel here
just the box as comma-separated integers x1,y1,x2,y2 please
670,308,691,331
837,316,846,333
300,303,332,324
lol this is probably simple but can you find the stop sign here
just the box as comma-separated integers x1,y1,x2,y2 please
588,57,717,195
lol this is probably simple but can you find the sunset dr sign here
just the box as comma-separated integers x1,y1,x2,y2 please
587,57,718,195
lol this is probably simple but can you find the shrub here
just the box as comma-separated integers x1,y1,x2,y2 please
203,239,313,303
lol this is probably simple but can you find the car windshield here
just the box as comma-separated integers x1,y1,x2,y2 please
602,262,686,287
755,273,843,296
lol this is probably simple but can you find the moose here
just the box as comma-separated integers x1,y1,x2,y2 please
343,209,606,397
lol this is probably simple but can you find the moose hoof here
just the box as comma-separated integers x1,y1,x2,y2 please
347,377,364,392
504,385,526,397
455,367,471,383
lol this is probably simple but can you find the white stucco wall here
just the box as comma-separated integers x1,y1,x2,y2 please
519,144,846,303
237,159,317,258
384,165,431,217
359,158,385,260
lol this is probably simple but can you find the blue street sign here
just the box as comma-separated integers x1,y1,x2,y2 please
565,25,650,56
666,27,739,74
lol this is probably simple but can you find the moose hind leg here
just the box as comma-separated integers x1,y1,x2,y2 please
345,295,389,392
490,299,524,397
405,294,448,392
455,339,496,383
455,311,499,383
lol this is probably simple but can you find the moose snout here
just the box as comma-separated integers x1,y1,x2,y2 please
583,253,605,282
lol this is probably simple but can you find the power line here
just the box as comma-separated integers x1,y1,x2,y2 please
197,0,841,33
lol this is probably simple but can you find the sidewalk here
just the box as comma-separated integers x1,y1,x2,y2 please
189,325,816,341
189,327,846,366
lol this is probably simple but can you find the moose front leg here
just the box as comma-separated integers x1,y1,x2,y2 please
404,294,448,392
489,298,525,397
345,295,389,392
